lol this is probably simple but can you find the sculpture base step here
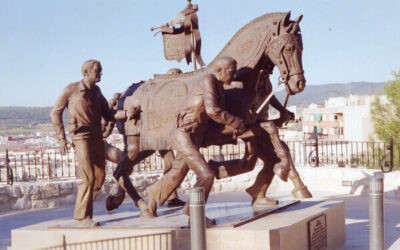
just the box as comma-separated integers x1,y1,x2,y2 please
12,199,344,250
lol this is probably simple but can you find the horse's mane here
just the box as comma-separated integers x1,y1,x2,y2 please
154,12,289,80
209,12,288,68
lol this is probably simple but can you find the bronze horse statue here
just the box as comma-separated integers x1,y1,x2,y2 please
108,12,312,214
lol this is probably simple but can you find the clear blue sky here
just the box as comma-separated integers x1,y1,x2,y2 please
1,0,399,107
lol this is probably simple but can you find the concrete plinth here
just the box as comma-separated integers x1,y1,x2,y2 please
11,199,344,250
205,200,345,250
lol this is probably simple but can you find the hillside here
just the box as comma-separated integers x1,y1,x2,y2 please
0,107,53,136
0,81,389,136
275,81,388,108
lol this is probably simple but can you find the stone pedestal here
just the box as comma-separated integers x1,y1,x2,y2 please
11,199,344,250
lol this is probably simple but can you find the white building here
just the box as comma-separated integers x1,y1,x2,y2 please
301,95,387,141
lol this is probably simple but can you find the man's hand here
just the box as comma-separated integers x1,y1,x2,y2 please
244,110,257,125
235,120,246,135
274,110,295,127
284,110,295,122
126,105,141,121
59,138,69,155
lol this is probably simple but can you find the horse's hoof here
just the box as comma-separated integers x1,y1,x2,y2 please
273,164,289,182
140,209,156,218
246,185,265,205
206,216,216,227
208,160,228,179
245,186,258,198
105,196,120,211
252,197,278,206
291,186,312,198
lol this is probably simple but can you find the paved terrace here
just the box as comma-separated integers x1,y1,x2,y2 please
1,165,400,249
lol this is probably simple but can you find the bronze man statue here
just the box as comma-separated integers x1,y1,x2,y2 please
146,56,245,218
50,59,136,227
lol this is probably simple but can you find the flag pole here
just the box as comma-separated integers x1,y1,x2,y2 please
192,31,197,70
189,0,197,71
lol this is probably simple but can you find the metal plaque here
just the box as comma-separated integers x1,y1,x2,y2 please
308,214,327,250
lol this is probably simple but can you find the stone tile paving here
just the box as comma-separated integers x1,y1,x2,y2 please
1,190,400,249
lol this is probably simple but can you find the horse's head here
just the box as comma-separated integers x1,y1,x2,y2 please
265,13,305,95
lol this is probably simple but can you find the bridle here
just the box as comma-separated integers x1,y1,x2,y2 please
264,33,304,107
266,33,303,86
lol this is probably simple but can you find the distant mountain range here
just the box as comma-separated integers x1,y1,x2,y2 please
0,81,389,135
275,81,388,108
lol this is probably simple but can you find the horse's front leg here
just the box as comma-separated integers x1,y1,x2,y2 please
281,142,312,198
261,121,291,181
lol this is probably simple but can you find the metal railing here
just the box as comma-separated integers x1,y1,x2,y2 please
38,232,173,250
1,140,398,184
287,139,399,169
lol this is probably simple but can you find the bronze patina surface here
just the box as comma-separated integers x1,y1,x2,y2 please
51,60,137,227
108,12,311,218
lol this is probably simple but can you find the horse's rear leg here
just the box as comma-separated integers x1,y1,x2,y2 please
104,141,123,163
104,142,126,211
262,121,291,181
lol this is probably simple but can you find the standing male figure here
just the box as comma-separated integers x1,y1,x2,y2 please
147,56,245,218
50,59,135,227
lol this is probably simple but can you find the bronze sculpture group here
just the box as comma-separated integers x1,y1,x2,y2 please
51,10,312,228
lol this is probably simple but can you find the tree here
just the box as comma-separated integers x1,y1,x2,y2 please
371,70,400,142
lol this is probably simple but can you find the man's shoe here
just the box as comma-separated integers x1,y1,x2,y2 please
140,209,156,218
252,197,278,206
167,198,186,207
136,199,156,218
77,219,100,228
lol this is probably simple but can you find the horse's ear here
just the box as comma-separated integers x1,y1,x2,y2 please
289,15,303,34
295,15,303,24
283,12,291,26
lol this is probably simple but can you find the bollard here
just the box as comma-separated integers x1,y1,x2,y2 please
315,134,320,167
190,187,206,250
369,176,384,250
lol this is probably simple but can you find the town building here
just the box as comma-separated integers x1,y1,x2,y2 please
301,95,387,141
